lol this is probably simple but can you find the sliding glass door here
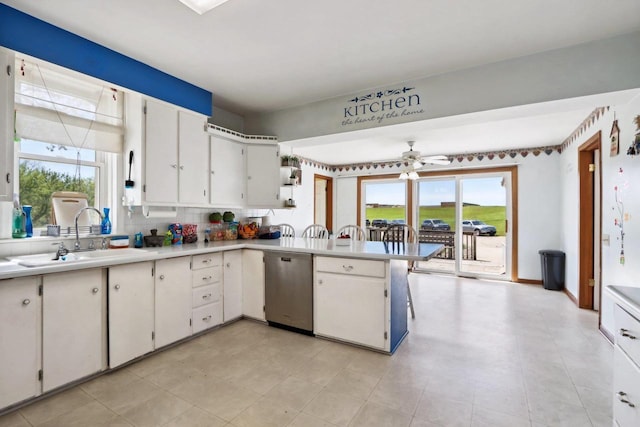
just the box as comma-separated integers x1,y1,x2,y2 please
414,178,456,272
458,175,509,278
414,170,512,280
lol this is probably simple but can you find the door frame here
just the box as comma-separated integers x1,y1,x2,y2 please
577,132,602,312
314,174,333,233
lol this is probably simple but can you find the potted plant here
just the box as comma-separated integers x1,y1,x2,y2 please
208,211,222,224
281,155,300,168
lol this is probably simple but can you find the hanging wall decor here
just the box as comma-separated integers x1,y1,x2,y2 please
627,114,640,156
610,117,620,157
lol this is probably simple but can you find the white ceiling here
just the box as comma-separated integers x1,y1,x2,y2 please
6,0,640,164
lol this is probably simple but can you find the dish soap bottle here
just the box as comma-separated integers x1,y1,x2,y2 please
101,207,112,234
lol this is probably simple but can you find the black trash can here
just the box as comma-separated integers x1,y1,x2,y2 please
539,250,565,291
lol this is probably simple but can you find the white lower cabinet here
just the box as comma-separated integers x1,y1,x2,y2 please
242,249,265,321
613,304,640,427
314,256,388,350
223,250,243,322
0,276,41,409
108,262,155,368
191,253,223,333
42,269,106,392
155,257,192,348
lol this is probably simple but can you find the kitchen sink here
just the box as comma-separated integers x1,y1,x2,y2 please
8,248,153,267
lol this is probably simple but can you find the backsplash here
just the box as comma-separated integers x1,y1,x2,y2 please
0,206,278,259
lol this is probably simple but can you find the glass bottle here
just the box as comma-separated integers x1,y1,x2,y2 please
101,207,112,234
23,205,33,237
12,207,26,238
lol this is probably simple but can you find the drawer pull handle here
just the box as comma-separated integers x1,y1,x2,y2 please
202,259,211,264
342,265,354,272
202,315,212,322
202,293,212,299
620,328,637,339
22,299,30,306
617,391,635,407
202,276,212,281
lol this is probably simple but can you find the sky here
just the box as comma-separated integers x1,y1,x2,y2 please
19,139,96,177
365,176,507,206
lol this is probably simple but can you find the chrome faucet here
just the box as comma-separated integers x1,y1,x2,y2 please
74,207,103,251
52,242,69,260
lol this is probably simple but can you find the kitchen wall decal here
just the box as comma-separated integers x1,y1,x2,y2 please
613,167,628,265
341,85,425,127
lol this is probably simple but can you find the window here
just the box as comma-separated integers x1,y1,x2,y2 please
14,56,123,232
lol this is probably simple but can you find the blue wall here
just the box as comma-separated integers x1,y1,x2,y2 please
0,3,212,116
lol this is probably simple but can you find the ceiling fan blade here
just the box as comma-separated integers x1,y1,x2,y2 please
422,155,451,165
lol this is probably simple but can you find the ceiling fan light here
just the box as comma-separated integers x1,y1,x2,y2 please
399,171,409,180
408,171,420,180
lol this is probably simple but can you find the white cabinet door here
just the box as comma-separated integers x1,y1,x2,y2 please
315,272,387,350
178,110,209,205
223,250,243,322
210,136,245,207
108,262,154,368
0,48,14,200
0,277,41,409
155,257,192,348
144,99,178,204
42,269,105,392
242,249,265,321
246,144,280,207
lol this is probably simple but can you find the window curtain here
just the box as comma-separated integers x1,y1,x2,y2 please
14,57,124,153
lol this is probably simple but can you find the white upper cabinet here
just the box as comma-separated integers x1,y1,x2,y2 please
246,144,280,208
0,48,14,201
210,136,245,208
143,99,209,205
144,99,179,204
178,110,209,205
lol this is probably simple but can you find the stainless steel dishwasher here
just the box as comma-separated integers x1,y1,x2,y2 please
264,251,313,334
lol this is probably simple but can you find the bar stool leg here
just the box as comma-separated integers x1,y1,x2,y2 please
407,283,415,319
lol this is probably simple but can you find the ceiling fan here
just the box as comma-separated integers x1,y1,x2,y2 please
398,141,451,180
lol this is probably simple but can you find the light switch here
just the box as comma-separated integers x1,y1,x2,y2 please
602,234,610,246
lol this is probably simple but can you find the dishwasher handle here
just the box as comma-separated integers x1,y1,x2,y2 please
281,257,292,262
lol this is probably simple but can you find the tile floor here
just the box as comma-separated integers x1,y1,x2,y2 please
0,274,613,427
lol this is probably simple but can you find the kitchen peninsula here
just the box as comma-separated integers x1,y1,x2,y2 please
0,238,442,413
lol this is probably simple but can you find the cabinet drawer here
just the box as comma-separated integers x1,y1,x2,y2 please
615,305,640,364
192,253,222,270
192,266,222,287
192,283,222,308
613,347,640,427
315,256,386,278
192,303,222,333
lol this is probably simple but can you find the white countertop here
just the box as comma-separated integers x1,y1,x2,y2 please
606,285,640,319
0,238,443,280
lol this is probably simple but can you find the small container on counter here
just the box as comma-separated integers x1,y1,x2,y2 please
109,235,130,249
211,224,225,241
224,222,238,240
